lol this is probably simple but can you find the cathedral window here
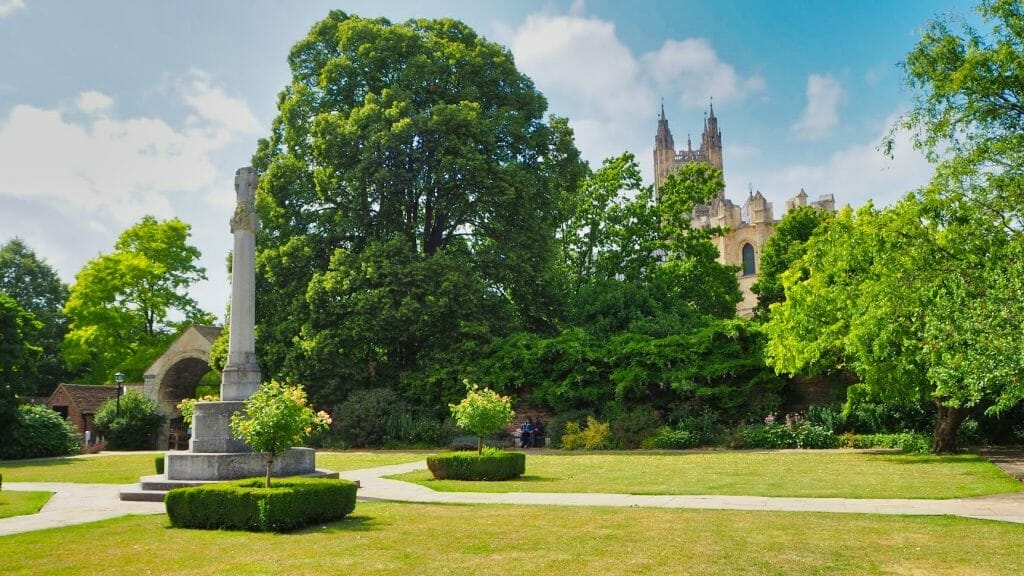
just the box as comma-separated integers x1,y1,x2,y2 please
741,243,756,276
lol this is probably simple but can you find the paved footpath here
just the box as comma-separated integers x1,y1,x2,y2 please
3,452,1024,536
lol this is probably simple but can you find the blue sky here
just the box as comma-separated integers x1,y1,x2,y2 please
0,0,978,317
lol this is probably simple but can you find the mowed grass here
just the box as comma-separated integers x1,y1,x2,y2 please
0,491,52,519
316,450,429,471
0,451,428,484
392,451,1023,499
0,454,161,483
2,502,1023,575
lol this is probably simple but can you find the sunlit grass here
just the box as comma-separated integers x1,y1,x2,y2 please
0,490,52,519
1,502,1022,575
392,451,1023,499
0,451,429,484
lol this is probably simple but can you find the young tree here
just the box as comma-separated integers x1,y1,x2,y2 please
63,216,209,383
252,12,584,408
229,381,330,487
0,238,71,394
448,380,514,454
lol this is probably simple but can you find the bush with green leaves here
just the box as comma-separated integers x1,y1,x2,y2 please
383,412,456,448
448,380,514,454
155,455,165,474
165,477,357,532
330,388,406,448
560,416,611,450
608,406,660,449
94,390,164,450
426,447,525,481
727,423,797,449
641,426,698,450
795,424,838,449
839,432,931,454
0,403,81,460
230,381,331,488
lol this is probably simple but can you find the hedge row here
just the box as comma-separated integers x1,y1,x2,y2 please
165,477,358,532
427,450,525,481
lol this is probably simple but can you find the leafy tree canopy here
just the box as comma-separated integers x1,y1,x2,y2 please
0,292,41,432
252,12,584,407
0,238,72,394
750,206,830,319
63,216,210,383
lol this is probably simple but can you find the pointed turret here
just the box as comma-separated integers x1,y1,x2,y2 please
655,100,675,150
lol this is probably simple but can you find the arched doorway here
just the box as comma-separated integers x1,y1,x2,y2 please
143,325,222,449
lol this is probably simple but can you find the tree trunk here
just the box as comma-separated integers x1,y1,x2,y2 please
477,435,483,455
933,402,967,454
265,453,274,488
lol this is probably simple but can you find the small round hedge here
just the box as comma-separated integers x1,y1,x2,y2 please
165,477,357,532
427,450,525,481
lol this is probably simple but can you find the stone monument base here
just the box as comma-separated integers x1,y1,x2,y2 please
165,446,317,481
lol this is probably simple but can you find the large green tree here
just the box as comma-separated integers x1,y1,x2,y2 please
750,206,830,319
0,293,41,433
252,12,584,408
764,196,1024,452
0,238,72,394
63,216,209,383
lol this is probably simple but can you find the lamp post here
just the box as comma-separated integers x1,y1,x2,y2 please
114,372,125,417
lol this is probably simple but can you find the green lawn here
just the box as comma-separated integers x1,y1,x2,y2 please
1,502,1022,575
315,450,429,471
392,451,1023,499
0,491,52,519
0,451,428,484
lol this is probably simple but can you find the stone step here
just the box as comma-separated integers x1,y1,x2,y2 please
118,469,345,501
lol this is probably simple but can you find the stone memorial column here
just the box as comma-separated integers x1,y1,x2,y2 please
221,167,262,401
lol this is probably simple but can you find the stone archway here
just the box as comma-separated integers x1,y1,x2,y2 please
143,325,222,448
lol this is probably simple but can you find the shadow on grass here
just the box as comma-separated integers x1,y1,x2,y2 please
294,513,381,534
871,454,980,466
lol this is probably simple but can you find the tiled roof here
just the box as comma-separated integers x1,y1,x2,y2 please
48,384,120,414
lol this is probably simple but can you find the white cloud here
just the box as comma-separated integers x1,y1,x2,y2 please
791,74,845,140
77,90,113,114
0,0,25,18
643,38,765,107
732,115,934,212
181,69,262,134
508,10,761,172
0,72,259,227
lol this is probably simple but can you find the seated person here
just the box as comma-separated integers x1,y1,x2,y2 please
532,418,545,447
519,417,534,448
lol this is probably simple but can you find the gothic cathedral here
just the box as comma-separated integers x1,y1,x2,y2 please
653,103,834,317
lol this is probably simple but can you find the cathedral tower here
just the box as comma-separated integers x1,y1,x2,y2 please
653,102,724,199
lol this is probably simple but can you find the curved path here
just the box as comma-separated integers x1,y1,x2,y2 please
3,458,1023,536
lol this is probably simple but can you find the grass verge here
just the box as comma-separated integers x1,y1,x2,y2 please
391,451,1023,499
1,502,1022,575
0,491,52,519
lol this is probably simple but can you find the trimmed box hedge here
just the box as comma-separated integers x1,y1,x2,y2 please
427,450,525,480
165,477,357,532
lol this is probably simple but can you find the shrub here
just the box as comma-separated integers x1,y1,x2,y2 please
383,412,456,448
331,388,406,448
805,404,847,435
0,404,81,460
94,391,164,450
674,408,722,446
155,455,165,475
546,410,590,449
448,381,514,454
727,423,797,449
426,448,525,480
165,477,357,532
609,407,660,449
560,416,611,450
839,432,931,454
795,424,838,449
641,426,698,450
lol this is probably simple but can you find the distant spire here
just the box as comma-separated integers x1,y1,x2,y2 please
659,97,666,120
687,134,692,151
655,98,674,150
709,97,716,119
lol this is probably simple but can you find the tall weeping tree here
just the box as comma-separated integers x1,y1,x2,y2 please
252,12,584,409
63,216,210,383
